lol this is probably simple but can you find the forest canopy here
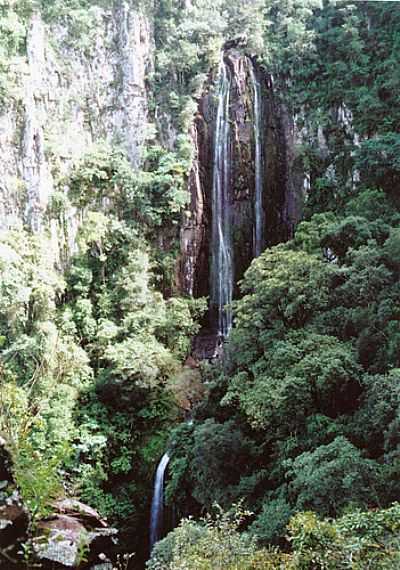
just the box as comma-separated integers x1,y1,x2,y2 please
0,1,399,569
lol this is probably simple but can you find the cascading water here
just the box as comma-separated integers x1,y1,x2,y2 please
149,453,170,551
210,56,233,338
250,63,265,257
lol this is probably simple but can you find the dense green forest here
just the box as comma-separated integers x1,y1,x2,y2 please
0,0,400,568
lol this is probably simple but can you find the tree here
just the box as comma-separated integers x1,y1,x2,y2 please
285,437,382,517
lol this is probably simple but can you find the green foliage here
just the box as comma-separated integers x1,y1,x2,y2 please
354,134,400,196
320,216,373,260
188,419,255,509
148,504,400,570
262,0,321,72
293,212,336,255
0,139,202,550
153,0,265,134
249,496,294,546
285,437,382,517
264,0,400,215
0,2,26,105
68,141,191,229
170,162,400,547
0,231,92,522
63,219,202,528
226,246,332,375
4,1,400,565
288,505,400,569
13,440,66,522
224,332,361,433
147,504,287,570
159,297,207,359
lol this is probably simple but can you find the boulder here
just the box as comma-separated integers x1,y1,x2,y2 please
0,439,118,569
33,501,118,569
33,514,87,567
184,355,200,369
0,437,29,566
0,491,29,549
54,499,107,528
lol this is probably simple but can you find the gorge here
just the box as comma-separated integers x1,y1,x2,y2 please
1,1,400,569
148,55,259,527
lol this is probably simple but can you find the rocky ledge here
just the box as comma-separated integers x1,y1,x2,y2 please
0,438,117,569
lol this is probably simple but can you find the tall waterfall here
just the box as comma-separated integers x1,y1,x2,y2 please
149,453,170,551
250,64,265,257
210,56,233,338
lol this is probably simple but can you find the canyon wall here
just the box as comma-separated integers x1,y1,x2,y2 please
180,49,303,323
0,1,153,239
0,7,310,321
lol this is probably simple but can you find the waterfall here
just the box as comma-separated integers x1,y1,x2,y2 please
210,56,233,338
149,453,170,551
250,63,265,257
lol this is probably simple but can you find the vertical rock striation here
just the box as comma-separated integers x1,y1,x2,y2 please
22,12,54,231
210,56,233,337
250,63,265,258
113,0,153,168
0,3,153,238
179,103,213,300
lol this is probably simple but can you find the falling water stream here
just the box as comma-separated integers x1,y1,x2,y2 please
210,56,233,338
149,452,170,551
250,64,265,257
210,56,265,338
148,54,266,556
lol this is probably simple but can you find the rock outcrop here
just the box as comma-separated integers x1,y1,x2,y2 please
0,2,153,236
0,438,117,569
33,499,117,569
0,438,29,567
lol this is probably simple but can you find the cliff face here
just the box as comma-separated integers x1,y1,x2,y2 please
0,1,153,235
180,49,302,314
0,8,308,321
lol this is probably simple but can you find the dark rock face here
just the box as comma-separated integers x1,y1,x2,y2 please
0,438,13,483
263,76,292,245
192,333,222,361
180,49,302,329
179,112,212,298
227,52,257,294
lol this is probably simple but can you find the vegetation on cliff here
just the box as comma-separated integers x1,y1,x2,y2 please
0,0,400,568
0,138,205,559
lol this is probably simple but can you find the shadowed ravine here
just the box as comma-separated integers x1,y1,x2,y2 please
148,54,269,552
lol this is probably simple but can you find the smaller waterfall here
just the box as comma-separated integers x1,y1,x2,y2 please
210,56,233,338
149,453,170,551
250,64,265,258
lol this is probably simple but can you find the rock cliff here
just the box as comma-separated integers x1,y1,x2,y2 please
0,6,310,333
180,48,302,326
0,1,153,236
